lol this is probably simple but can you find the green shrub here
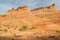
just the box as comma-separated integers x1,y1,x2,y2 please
19,29,23,31
22,25,27,30
19,25,27,31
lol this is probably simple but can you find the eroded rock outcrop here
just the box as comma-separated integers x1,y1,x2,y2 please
0,4,60,38
31,4,59,18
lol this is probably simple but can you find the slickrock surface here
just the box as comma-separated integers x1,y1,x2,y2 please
0,4,60,40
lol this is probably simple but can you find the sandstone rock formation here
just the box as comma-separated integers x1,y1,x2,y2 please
0,4,60,38
31,4,59,18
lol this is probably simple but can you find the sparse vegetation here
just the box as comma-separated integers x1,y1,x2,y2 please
30,26,36,30
19,29,23,31
19,25,27,31
11,26,13,28
19,26,37,31
7,27,10,29
4,29,8,32
2,15,6,17
0,29,2,31
31,26,36,29
22,25,27,30
0,29,2,34
11,25,17,30
0,4,60,39
56,30,60,33
0,23,1,25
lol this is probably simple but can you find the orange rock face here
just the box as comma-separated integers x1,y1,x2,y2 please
0,4,60,37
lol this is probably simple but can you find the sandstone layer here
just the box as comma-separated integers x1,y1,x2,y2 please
0,4,60,38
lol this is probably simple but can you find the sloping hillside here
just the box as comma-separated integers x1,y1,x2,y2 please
0,4,60,39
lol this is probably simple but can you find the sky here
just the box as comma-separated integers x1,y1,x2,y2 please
0,0,60,14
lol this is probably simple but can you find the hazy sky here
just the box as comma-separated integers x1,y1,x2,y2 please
0,0,60,14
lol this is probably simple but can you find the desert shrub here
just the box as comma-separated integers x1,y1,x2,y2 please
0,29,2,31
56,30,60,33
22,25,27,30
30,26,36,30
7,27,10,29
31,26,36,29
2,15,6,17
4,29,8,32
19,25,27,31
0,23,1,25
19,29,23,31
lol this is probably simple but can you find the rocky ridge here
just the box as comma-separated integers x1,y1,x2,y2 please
0,4,60,39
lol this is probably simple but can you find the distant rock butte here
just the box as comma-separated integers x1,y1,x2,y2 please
0,4,60,37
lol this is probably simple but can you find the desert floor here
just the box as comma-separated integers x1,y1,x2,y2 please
0,34,60,40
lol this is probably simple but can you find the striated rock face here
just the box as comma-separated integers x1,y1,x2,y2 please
31,4,59,18
0,4,60,38
6,4,59,18
7,6,30,18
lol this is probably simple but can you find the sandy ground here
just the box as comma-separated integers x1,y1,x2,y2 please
0,34,60,40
